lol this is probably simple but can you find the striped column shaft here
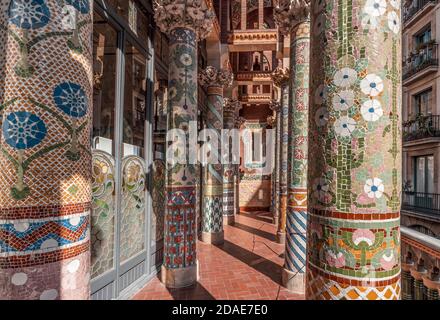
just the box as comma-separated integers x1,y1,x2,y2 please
306,0,401,300
223,99,241,224
0,0,93,299
271,69,289,243
269,102,281,225
283,21,311,293
155,0,214,288
201,83,225,244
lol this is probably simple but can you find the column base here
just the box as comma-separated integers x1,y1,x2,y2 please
201,231,224,245
282,268,305,294
223,215,235,226
276,231,286,244
161,262,199,288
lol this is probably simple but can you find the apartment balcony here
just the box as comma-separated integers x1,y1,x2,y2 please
236,71,273,83
401,226,440,300
402,114,440,143
238,93,272,103
403,44,438,85
402,191,440,216
403,0,437,28
227,29,278,52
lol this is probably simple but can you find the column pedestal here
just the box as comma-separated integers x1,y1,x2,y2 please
282,268,305,294
223,215,235,226
201,231,224,245
161,261,199,288
276,231,286,244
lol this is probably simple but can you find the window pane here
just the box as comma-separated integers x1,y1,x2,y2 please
120,41,147,263
416,157,426,192
91,12,118,279
427,156,434,194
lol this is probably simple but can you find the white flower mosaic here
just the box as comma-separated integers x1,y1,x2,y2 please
334,116,356,137
360,74,384,96
364,178,385,199
361,99,383,122
333,67,357,87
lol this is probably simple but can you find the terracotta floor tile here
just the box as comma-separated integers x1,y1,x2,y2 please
132,211,305,300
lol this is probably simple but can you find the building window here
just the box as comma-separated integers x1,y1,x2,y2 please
415,26,431,48
413,88,432,115
414,155,434,193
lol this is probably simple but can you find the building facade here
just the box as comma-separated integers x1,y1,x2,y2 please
401,0,440,299
0,0,439,300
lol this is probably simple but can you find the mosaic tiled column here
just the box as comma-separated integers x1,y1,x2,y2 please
199,66,233,244
0,0,93,300
306,0,402,299
267,114,276,215
271,67,289,244
274,1,310,293
223,98,241,225
154,1,214,288
234,116,245,215
269,101,281,225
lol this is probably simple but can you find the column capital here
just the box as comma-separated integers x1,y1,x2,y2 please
154,0,215,40
269,100,281,112
223,97,242,114
274,0,311,35
267,115,276,127
235,116,246,129
199,66,234,88
271,67,289,87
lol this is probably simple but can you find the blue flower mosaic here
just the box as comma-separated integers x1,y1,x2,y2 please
65,0,90,14
3,111,47,150
53,82,88,118
8,0,51,30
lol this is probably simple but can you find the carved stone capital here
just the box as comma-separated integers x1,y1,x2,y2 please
269,100,281,112
234,116,246,129
154,0,215,40
274,0,311,35
199,66,234,88
271,67,289,87
267,115,276,127
223,97,242,114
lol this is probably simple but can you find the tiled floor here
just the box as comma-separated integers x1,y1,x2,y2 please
133,211,305,300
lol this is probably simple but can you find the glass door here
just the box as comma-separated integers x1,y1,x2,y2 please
90,3,154,299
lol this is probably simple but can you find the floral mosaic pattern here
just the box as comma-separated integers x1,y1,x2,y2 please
0,0,93,299
152,159,166,243
160,27,201,270
91,150,115,279
3,0,91,77
306,0,401,300
120,156,146,263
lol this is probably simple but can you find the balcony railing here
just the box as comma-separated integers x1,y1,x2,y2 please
403,0,437,24
402,191,440,215
402,114,440,141
403,44,438,81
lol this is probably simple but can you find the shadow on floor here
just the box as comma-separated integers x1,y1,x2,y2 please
215,240,282,285
239,211,274,224
231,222,277,242
162,278,216,300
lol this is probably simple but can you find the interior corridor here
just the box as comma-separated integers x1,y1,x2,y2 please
133,212,305,300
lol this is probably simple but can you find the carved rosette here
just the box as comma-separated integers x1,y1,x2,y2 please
199,66,234,88
271,67,290,88
154,0,215,40
274,0,311,35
